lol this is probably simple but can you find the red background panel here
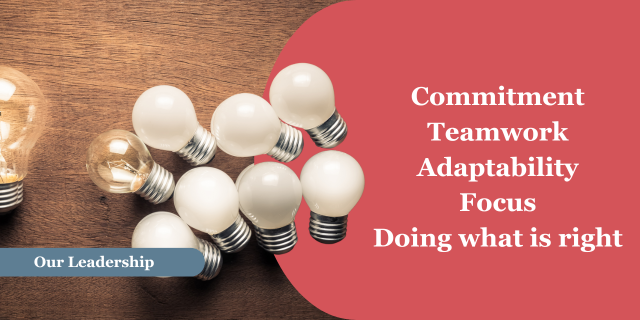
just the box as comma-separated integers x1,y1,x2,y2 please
257,0,640,318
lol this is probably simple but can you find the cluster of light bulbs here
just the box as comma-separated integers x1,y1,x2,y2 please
0,64,363,280
81,63,365,281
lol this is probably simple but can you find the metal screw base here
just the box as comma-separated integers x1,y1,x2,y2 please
135,163,175,204
306,110,348,148
309,211,348,244
210,215,252,253
254,222,298,254
195,238,222,281
267,123,304,162
0,181,23,214
176,124,217,166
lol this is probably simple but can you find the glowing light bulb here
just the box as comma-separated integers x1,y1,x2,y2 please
269,63,348,148
86,129,174,204
210,93,303,163
0,66,49,213
132,85,216,166
132,211,221,280
236,162,302,254
301,151,365,244
174,167,251,253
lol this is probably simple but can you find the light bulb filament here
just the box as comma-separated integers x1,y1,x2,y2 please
106,159,149,190
0,157,19,184
107,159,140,175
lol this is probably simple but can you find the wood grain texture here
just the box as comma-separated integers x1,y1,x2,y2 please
0,0,340,318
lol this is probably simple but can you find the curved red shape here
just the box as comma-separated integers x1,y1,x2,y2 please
258,0,640,318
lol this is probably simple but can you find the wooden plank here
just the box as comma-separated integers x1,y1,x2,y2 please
0,1,339,318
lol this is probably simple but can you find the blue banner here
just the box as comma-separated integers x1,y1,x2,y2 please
0,248,204,277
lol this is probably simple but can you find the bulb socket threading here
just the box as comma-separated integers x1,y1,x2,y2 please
210,215,252,253
135,163,175,204
309,211,348,244
0,181,23,214
254,222,298,255
306,110,348,148
176,124,217,166
267,123,304,162
195,238,222,281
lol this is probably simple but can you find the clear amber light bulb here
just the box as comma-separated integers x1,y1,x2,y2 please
0,66,49,213
86,129,175,204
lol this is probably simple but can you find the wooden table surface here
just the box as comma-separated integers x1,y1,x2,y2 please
0,1,339,318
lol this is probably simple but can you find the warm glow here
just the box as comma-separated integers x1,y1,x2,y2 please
109,139,129,155
0,79,16,101
0,121,10,141
0,151,21,183
0,173,21,183
28,105,35,122
110,167,136,183
8,136,24,149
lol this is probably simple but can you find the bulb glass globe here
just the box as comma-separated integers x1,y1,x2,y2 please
86,130,174,204
211,93,281,157
175,167,239,234
301,150,364,217
132,85,199,152
174,167,251,253
0,66,48,183
236,162,301,254
131,211,222,281
236,162,302,229
86,129,153,193
269,63,335,130
132,211,200,250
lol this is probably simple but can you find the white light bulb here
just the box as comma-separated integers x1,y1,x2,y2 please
0,66,49,213
236,162,302,254
132,211,221,280
86,129,174,204
301,150,365,244
174,167,251,253
211,93,303,162
132,85,216,166
269,63,348,148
